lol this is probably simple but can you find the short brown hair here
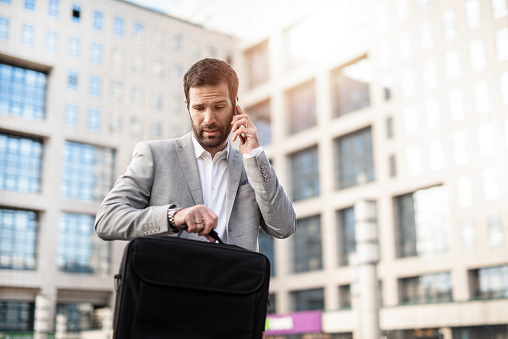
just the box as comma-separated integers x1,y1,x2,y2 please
183,58,239,108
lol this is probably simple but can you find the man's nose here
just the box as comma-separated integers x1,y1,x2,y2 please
203,109,216,125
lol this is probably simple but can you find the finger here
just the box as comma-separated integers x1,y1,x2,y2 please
205,235,217,243
235,104,245,115
199,210,218,236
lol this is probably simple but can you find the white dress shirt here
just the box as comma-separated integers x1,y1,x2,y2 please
191,135,263,243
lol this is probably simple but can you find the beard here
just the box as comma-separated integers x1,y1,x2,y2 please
192,116,233,150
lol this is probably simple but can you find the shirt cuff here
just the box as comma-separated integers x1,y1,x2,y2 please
243,146,264,158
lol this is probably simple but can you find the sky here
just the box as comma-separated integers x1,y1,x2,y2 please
124,0,315,41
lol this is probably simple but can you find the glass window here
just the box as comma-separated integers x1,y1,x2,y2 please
453,325,508,338
473,80,490,114
132,54,144,74
0,209,38,270
338,207,355,266
491,0,508,19
381,76,393,100
448,88,465,121
245,40,269,89
471,265,508,299
0,301,35,332
109,81,122,101
56,303,105,332
416,0,430,11
0,0,9,4
425,98,441,130
61,141,115,201
152,122,162,139
87,108,99,131
290,146,319,201
465,0,482,30
395,185,450,258
419,21,434,51
0,134,43,193
69,37,80,57
331,57,371,117
131,87,143,105
501,72,508,106
339,285,352,309
461,220,476,252
267,293,276,314
91,42,102,64
405,145,422,177
335,127,375,189
114,16,124,37
152,92,162,111
398,31,413,60
378,41,392,68
396,0,410,22
445,50,461,81
0,16,8,40
68,70,78,91
422,59,437,89
442,9,457,40
130,117,141,139
22,24,33,45
58,212,110,274
469,39,486,72
133,22,144,40
247,100,271,146
386,117,394,139
89,75,101,97
65,103,77,127
112,48,124,69
488,215,504,248
0,63,48,119
24,0,35,10
389,155,397,177
190,40,201,60
293,215,322,273
291,288,324,311
49,0,58,17
477,123,495,158
452,131,470,165
428,138,444,171
399,272,452,304
457,175,474,208
151,30,163,48
46,30,57,51
109,113,122,134
400,69,415,98
259,228,275,277
495,28,508,62
72,4,80,23
93,11,103,30
151,60,163,80
287,81,316,134
482,168,500,203
173,34,182,52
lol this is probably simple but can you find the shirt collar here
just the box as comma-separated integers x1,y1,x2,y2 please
191,133,230,160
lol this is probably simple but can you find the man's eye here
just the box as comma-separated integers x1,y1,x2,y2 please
194,107,204,111
215,106,225,110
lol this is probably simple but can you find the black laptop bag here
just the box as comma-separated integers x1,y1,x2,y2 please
112,235,271,339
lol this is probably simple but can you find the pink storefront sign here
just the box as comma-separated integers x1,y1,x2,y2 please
265,310,322,335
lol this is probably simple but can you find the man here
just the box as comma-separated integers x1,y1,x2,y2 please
95,58,296,251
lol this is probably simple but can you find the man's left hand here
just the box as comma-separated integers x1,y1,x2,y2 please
231,104,260,155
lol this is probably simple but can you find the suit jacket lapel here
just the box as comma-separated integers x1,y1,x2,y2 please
226,146,243,232
175,132,204,205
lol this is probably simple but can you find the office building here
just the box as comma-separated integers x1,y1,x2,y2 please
0,0,235,334
239,0,508,338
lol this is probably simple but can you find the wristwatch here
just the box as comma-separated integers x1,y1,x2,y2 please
167,206,182,232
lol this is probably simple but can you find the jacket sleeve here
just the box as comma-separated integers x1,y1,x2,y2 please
95,141,175,240
243,151,296,239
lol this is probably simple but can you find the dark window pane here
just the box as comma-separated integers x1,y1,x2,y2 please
292,288,324,311
332,57,371,117
259,228,275,277
293,215,322,273
287,81,316,134
338,207,355,266
0,301,35,331
244,40,269,89
247,100,271,146
336,127,375,189
290,146,320,201
399,272,452,304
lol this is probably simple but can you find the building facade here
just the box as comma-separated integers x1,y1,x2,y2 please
240,0,508,338
0,0,236,334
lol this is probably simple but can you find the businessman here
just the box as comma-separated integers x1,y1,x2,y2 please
95,58,296,251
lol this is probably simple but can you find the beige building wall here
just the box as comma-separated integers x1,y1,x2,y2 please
0,0,236,333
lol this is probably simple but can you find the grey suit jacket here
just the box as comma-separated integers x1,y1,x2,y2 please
95,132,296,251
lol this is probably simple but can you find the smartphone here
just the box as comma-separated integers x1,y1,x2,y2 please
235,98,247,144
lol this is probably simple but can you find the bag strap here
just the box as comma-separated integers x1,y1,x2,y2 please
177,225,224,244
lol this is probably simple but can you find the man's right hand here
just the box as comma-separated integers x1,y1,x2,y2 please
173,205,218,242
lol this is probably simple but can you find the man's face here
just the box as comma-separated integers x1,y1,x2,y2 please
186,82,235,152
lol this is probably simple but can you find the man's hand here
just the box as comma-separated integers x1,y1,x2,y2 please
231,104,260,155
173,205,218,242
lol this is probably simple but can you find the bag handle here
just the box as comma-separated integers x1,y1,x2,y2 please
177,225,224,244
